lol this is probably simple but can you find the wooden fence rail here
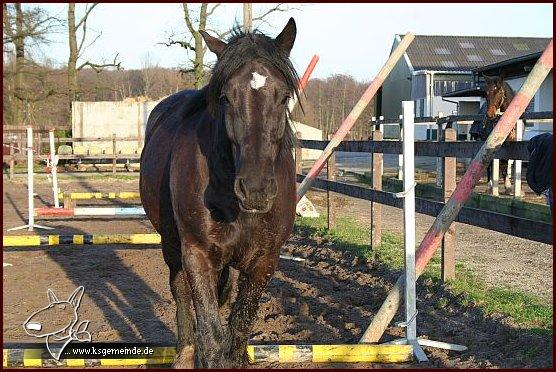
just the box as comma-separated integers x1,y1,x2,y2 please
297,174,552,245
300,140,532,160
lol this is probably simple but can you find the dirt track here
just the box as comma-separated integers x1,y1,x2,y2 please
3,176,553,368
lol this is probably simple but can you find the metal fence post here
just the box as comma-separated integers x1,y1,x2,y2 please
327,134,336,230
436,113,444,188
441,128,457,282
513,119,524,197
398,114,403,180
491,159,500,196
371,129,383,249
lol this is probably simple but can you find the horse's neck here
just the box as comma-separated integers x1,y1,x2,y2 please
501,83,515,111
207,114,235,188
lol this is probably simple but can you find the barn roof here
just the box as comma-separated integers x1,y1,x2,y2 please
397,35,551,72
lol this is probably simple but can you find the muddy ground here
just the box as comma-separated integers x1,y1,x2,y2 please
3,175,553,368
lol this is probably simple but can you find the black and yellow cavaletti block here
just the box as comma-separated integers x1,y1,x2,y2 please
4,344,412,367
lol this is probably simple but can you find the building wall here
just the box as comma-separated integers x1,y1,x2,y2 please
380,38,412,119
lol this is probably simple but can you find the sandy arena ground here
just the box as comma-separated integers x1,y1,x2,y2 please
3,174,553,368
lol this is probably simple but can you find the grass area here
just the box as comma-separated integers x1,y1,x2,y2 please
294,214,553,335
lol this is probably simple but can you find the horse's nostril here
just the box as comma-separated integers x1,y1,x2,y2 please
234,178,247,201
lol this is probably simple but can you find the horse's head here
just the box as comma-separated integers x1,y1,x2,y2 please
23,287,84,338
483,74,506,120
201,18,299,213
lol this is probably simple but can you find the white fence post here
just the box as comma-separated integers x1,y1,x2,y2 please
398,114,403,180
513,120,524,197
49,130,60,208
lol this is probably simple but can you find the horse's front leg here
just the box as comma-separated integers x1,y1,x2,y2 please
181,239,229,368
227,257,278,367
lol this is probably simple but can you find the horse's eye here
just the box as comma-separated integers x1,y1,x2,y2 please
220,95,230,105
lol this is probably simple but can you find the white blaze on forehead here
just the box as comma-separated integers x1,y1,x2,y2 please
250,72,267,90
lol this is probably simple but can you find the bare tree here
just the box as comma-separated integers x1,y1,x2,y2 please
67,3,121,122
162,3,290,89
3,3,60,125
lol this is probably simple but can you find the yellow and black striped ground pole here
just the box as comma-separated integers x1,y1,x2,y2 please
3,233,161,247
3,344,413,367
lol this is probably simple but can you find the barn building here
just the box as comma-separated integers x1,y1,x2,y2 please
444,51,553,140
377,35,551,139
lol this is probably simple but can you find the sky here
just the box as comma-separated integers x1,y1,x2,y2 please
29,3,553,81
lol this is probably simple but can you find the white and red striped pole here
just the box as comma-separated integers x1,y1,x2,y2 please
360,39,553,344
296,33,415,202
288,54,319,112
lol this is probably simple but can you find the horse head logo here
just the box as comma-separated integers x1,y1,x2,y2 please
23,286,91,361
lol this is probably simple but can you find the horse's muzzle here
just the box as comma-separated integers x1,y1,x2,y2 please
234,176,277,213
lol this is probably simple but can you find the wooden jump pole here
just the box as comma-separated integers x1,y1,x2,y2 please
34,206,146,217
296,32,415,202
57,191,141,200
2,344,412,366
359,39,553,344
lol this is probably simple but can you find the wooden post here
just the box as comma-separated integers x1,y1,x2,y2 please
243,3,252,32
327,134,336,230
9,141,15,180
371,129,383,249
441,128,457,282
295,131,303,176
63,192,75,209
112,133,117,174
37,133,42,156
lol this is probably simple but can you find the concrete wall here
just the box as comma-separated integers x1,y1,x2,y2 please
290,121,322,160
72,99,159,153
72,99,323,158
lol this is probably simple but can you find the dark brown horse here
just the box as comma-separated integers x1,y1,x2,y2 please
482,74,522,193
140,19,300,368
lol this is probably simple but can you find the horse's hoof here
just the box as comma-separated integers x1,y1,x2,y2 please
172,345,194,369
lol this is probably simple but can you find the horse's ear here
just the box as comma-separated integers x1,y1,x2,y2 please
200,30,227,57
68,286,85,309
47,289,59,304
275,17,296,56
498,71,506,83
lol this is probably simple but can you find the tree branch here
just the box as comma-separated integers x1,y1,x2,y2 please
77,53,121,72
159,37,195,51
75,3,98,29
182,3,196,34
206,3,221,17
252,3,290,23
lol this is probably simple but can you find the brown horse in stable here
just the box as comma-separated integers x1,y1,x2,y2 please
482,74,523,194
140,19,300,368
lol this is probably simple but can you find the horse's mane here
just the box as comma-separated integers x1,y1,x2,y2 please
205,25,302,155
501,81,515,108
